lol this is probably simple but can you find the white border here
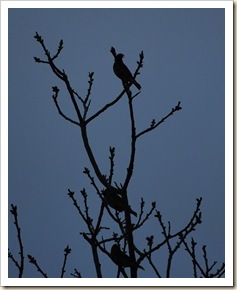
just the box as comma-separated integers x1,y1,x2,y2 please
0,0,234,9
1,0,233,287
1,0,9,286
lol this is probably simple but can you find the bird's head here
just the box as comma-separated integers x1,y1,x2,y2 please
102,187,122,197
111,244,120,255
101,189,109,197
116,53,124,60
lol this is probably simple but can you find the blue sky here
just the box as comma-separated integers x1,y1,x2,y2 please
4,1,233,285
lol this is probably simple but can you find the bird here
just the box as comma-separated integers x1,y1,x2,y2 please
102,187,137,217
113,53,141,90
110,244,144,270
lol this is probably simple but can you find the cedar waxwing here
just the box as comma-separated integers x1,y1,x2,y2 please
110,244,144,270
102,187,137,217
113,53,141,90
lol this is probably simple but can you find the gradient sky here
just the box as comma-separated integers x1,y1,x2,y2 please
6,2,230,284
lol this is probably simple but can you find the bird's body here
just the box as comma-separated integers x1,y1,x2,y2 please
113,53,141,90
111,244,144,270
102,187,137,217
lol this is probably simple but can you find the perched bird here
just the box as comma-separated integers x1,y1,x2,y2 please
102,187,137,217
110,244,144,270
113,53,141,90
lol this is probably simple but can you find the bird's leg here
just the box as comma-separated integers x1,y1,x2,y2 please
122,80,131,92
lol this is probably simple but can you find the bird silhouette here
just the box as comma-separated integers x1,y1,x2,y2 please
110,244,144,270
113,53,141,90
102,187,137,217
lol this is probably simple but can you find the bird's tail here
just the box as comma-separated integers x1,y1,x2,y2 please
132,79,141,90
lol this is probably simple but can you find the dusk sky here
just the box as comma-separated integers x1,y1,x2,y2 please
3,1,233,286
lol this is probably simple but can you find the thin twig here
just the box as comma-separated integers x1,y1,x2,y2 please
52,87,80,126
136,101,182,139
71,268,82,278
8,204,24,278
28,255,48,277
108,147,115,184
60,245,72,278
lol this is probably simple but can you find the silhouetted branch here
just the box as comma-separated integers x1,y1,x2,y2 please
34,32,66,80
136,101,182,139
201,245,225,277
123,91,136,190
52,39,64,61
135,201,157,230
85,72,94,104
60,245,72,278
52,87,80,126
8,250,21,276
79,235,102,277
67,189,88,224
69,183,127,278
71,268,82,278
8,204,24,278
119,267,129,278
94,203,106,236
32,34,225,279
80,124,109,187
85,90,126,124
72,72,93,120
182,238,225,278
108,146,115,184
80,188,95,233
214,263,225,278
28,254,48,277
190,238,198,277
34,33,83,123
145,236,161,278
134,50,144,78
138,198,203,269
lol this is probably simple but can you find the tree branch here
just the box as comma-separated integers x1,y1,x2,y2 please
136,101,182,139
60,245,72,278
8,204,24,278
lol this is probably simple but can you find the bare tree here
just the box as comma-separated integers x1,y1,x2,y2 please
8,33,224,278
